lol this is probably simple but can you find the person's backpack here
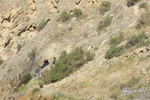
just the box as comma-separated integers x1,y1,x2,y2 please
35,68,39,73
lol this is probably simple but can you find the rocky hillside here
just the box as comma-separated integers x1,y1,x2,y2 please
0,0,150,100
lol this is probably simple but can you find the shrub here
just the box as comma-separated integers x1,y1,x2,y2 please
28,48,36,61
59,11,72,22
99,1,111,15
37,20,47,32
42,47,94,83
86,51,95,61
109,37,122,46
127,0,140,7
20,73,32,84
0,58,3,65
105,46,124,59
49,62,73,83
125,32,148,48
97,16,113,32
32,88,40,94
139,2,147,9
72,8,83,19
125,35,138,48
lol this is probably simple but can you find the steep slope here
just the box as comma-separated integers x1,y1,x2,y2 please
0,0,150,100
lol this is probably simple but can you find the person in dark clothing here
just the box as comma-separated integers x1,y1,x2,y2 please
44,59,49,65
42,59,49,68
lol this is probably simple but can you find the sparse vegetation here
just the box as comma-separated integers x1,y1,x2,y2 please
42,47,94,84
72,8,83,19
32,88,40,94
99,1,111,15
0,58,3,65
125,32,148,48
16,73,32,91
109,37,123,46
127,0,140,7
139,2,147,9
105,46,124,59
105,32,150,60
59,11,72,22
28,48,36,61
37,20,47,32
59,9,84,22
97,16,113,32
86,51,95,61
20,73,32,84
136,11,150,29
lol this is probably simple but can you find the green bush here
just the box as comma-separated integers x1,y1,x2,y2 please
105,46,124,59
97,16,113,32
99,1,111,15
20,73,32,84
43,47,94,83
86,51,95,61
139,2,147,9
109,37,122,46
59,11,72,22
72,8,83,19
49,62,73,83
0,58,3,65
127,0,140,7
32,88,40,94
28,48,36,61
37,20,47,32
125,32,148,48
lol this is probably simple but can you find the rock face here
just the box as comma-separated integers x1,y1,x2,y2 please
0,0,150,99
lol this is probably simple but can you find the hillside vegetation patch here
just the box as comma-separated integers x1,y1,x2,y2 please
72,8,83,19
105,46,124,59
37,20,47,32
59,11,72,22
59,9,84,22
16,73,32,91
109,37,123,46
28,48,36,61
42,47,94,84
125,32,149,48
105,32,150,59
99,1,111,15
97,16,113,33
139,2,147,9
